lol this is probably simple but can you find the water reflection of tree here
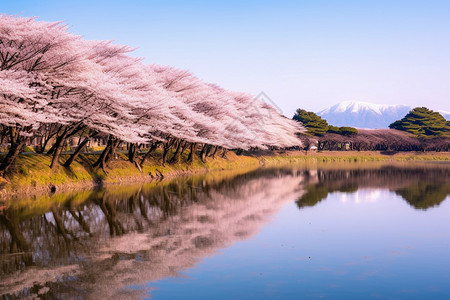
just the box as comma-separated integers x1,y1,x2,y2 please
298,184,358,208
4,165,447,298
0,167,303,298
395,182,450,209
296,167,450,210
0,210,32,276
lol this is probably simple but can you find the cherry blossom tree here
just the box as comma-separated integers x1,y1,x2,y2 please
0,14,305,176
0,14,86,174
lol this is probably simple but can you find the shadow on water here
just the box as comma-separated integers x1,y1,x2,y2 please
296,165,450,210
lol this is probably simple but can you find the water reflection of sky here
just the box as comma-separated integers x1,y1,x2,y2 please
336,189,385,204
151,191,450,299
1,166,449,299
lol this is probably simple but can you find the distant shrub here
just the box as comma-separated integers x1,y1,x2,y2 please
327,125,358,136
338,127,358,136
327,125,340,134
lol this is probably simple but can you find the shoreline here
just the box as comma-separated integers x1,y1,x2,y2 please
0,151,261,201
0,150,449,203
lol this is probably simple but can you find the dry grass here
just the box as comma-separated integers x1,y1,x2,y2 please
263,150,450,164
0,150,260,196
0,149,448,198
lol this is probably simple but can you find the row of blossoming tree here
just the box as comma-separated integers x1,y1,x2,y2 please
0,14,303,176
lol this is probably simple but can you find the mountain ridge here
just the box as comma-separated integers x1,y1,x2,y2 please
317,101,411,129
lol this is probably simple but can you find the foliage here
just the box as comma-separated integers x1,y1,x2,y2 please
295,167,450,211
327,125,340,134
0,14,305,176
395,182,450,210
389,107,450,137
293,109,329,136
315,128,450,152
296,185,329,208
338,126,358,136
292,109,358,137
327,125,358,136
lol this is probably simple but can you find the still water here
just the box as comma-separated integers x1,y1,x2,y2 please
1,163,450,299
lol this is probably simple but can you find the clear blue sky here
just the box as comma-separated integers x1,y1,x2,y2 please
2,0,450,116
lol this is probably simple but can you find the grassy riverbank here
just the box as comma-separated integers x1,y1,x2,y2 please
263,150,450,164
0,150,259,197
0,150,449,200
1,165,264,217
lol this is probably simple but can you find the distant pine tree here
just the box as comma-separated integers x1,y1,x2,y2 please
338,126,358,136
293,109,329,136
327,125,340,134
389,107,450,137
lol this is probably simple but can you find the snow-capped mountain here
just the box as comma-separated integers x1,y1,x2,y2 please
317,101,411,129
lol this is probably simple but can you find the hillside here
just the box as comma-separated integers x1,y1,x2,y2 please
317,101,411,128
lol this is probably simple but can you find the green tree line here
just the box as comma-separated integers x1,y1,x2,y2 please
293,106,449,138
293,109,358,136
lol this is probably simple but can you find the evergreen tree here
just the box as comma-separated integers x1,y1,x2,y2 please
338,126,358,136
293,109,329,136
327,125,358,136
389,107,450,137
327,125,340,134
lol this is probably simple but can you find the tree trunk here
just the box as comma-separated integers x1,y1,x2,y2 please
69,210,92,237
186,143,196,163
209,145,218,158
161,144,170,166
50,130,69,169
128,143,137,163
93,136,114,169
168,140,185,164
63,137,90,168
46,141,57,156
199,144,209,162
0,213,29,253
179,141,189,160
161,139,176,166
46,125,66,155
39,130,58,154
98,195,126,236
51,207,70,243
0,131,27,177
0,127,7,146
221,148,228,158
47,124,84,156
206,145,213,156
139,142,159,167
201,144,212,162
105,139,120,165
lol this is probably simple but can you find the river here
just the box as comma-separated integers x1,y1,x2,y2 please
1,162,449,299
